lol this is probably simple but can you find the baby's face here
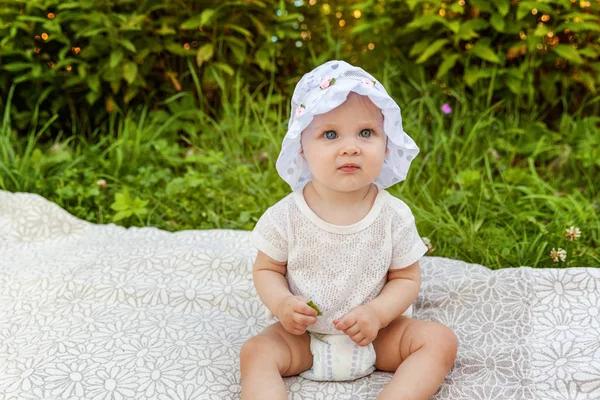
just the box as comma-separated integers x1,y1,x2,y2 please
300,92,387,193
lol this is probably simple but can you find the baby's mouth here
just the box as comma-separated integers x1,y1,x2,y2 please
338,164,360,172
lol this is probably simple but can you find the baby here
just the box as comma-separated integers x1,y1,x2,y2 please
240,61,458,399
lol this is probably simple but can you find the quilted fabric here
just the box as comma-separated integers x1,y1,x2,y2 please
0,190,599,399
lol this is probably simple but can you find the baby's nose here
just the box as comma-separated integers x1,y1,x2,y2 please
341,145,360,155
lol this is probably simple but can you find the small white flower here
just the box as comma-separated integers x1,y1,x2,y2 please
565,226,581,241
550,248,567,262
421,237,435,254
96,179,107,190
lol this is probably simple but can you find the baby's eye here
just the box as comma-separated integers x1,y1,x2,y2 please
359,129,373,138
323,130,337,140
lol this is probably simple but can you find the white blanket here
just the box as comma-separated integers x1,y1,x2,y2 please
0,190,598,399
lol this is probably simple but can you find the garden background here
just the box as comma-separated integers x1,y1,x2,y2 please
1,0,599,268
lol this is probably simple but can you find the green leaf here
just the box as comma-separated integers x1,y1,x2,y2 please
213,62,234,76
491,0,510,16
573,71,596,93
448,3,465,14
112,210,132,222
110,50,123,69
555,22,600,33
416,39,448,64
436,54,460,78
409,38,432,57
456,169,481,187
3,62,33,72
196,43,214,67
307,301,323,316
470,41,501,63
561,12,600,21
111,192,132,211
506,75,524,94
225,37,247,65
406,15,446,30
349,22,374,35
552,45,584,64
468,0,494,13
87,75,100,92
157,24,176,36
578,47,598,58
517,2,554,20
119,39,136,52
464,67,494,86
490,13,505,32
200,9,216,25
405,0,431,11
123,62,138,84
110,191,148,221
255,46,272,71
457,19,490,41
248,14,267,37
165,42,194,56
180,9,215,29
226,24,253,38
444,20,461,34
534,24,550,37
86,91,100,105
464,18,490,31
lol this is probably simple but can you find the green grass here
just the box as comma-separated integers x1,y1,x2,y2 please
1,65,599,269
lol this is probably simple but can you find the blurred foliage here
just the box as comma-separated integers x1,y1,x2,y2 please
0,0,312,134
350,0,600,111
1,0,599,137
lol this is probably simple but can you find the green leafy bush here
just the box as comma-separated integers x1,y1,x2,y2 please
347,0,600,111
0,0,305,134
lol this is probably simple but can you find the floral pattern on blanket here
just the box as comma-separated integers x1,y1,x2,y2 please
0,190,599,399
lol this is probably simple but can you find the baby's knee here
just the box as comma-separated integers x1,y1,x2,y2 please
427,323,458,366
241,335,273,361
240,335,290,372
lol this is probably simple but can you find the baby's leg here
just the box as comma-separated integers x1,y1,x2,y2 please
240,322,313,400
372,317,458,400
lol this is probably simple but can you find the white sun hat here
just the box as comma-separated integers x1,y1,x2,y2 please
276,60,420,191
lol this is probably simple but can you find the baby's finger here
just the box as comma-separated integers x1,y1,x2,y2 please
358,337,371,347
343,324,361,337
293,301,318,317
293,313,317,326
335,315,357,331
351,332,365,345
292,323,308,333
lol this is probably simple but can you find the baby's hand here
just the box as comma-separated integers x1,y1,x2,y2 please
333,305,382,347
277,295,318,335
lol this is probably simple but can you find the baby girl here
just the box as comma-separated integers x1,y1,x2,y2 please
240,60,458,399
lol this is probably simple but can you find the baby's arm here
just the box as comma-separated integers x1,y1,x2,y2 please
366,261,421,328
253,251,317,334
253,250,292,314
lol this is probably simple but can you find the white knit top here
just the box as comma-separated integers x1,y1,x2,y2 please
250,187,428,334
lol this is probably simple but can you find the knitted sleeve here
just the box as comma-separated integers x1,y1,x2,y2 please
250,208,288,263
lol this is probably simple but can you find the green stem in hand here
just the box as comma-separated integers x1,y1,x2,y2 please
307,300,323,316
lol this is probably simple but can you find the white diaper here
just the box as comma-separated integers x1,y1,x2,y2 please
297,305,413,382
299,333,376,381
